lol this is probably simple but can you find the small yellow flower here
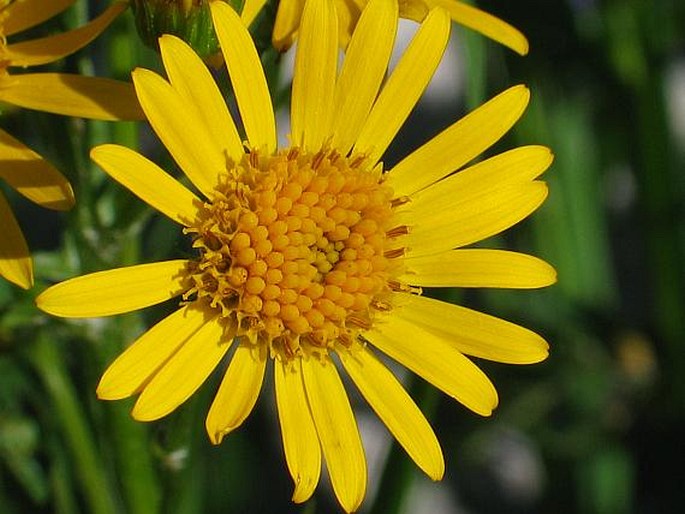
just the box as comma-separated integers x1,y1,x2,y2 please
273,0,529,54
37,0,554,510
0,0,144,288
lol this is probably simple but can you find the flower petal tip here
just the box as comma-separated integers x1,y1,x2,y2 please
18,278,34,290
95,384,125,401
480,406,496,418
291,476,317,504
518,336,550,365
535,341,551,363
484,391,500,416
95,367,135,401
206,418,240,446
545,263,559,286
130,403,160,423
52,184,76,212
429,466,446,482
424,451,446,481
34,289,56,314
6,264,34,290
513,83,531,103
207,429,227,446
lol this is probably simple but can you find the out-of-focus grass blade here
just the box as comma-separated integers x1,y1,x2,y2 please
518,87,617,310
28,335,118,514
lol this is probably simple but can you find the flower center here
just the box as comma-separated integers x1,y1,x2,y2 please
185,148,407,358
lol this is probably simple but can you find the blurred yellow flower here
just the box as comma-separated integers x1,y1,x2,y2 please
37,0,554,510
273,0,529,54
0,0,144,288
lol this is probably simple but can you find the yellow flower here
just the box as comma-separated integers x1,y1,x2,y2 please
0,0,145,288
274,0,529,54
37,0,554,510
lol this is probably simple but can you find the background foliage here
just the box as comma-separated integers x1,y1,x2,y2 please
1,0,684,512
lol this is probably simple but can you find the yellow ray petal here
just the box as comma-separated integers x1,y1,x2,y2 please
159,35,244,164
423,0,528,55
365,312,499,416
407,145,552,217
272,0,305,50
210,1,276,152
353,7,450,165
290,0,338,151
402,249,557,288
403,181,549,257
4,2,126,67
91,144,202,227
206,340,267,444
334,0,362,49
36,260,189,318
393,292,550,364
132,67,225,198
0,192,32,289
132,315,232,421
275,358,322,504
97,303,210,400
0,73,144,121
330,0,398,156
241,0,268,27
0,128,73,210
386,85,531,196
301,355,366,513
338,342,444,480
401,147,552,254
1,0,75,37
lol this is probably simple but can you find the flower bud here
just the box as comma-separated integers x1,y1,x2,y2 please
131,0,243,60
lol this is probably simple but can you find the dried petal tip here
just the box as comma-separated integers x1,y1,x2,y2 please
131,0,244,61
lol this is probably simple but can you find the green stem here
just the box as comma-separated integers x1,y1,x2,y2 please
48,438,80,514
104,400,161,514
28,335,118,514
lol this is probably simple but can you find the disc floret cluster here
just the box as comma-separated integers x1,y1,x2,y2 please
185,147,402,359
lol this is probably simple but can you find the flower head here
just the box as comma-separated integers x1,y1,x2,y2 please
273,0,529,54
0,0,144,288
37,0,554,510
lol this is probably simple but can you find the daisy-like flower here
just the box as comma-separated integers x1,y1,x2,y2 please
0,0,144,288
37,0,554,511
273,0,529,54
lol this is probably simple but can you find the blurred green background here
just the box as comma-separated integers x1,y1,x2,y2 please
1,0,684,512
